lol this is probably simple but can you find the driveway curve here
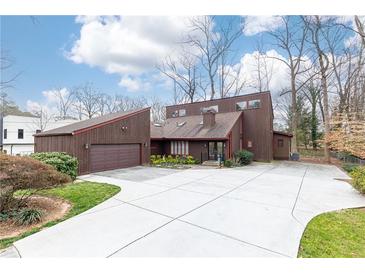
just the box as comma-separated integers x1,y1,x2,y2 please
5,162,365,257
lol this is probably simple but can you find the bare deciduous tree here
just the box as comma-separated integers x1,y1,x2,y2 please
73,83,101,119
149,96,166,122
158,51,198,103
186,16,244,99
267,16,312,153
32,107,53,132
53,88,74,119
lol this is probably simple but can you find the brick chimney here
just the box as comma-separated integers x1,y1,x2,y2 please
202,109,216,128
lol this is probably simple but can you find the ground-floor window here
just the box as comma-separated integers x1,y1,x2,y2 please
171,141,189,155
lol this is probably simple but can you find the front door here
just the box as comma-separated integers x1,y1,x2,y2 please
208,141,224,160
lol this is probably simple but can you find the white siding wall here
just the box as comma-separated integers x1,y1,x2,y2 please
1,115,76,155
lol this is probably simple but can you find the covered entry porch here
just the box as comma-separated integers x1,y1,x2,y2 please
150,139,231,164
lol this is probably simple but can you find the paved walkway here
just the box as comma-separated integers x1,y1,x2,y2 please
4,162,365,257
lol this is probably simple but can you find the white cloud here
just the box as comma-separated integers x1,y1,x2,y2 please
118,76,150,92
42,88,69,103
224,49,290,98
26,88,69,115
67,16,195,80
243,16,283,36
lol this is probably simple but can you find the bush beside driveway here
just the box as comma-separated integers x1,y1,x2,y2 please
5,162,365,258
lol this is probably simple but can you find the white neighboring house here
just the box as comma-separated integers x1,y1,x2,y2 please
0,115,77,155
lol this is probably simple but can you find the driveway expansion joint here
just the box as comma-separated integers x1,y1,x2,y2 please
106,165,277,257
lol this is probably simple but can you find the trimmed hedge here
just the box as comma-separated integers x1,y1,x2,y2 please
234,150,254,165
351,166,365,194
31,152,78,179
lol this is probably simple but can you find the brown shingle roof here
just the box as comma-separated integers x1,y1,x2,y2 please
151,111,242,140
35,108,149,137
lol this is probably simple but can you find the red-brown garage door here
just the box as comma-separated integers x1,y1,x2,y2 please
90,144,141,173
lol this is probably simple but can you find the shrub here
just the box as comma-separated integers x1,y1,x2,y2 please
224,159,233,168
150,154,197,166
342,163,361,174
15,208,42,225
350,166,365,194
0,154,71,213
31,152,78,179
234,150,254,165
185,155,196,165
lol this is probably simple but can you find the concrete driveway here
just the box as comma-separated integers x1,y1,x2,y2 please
6,162,365,257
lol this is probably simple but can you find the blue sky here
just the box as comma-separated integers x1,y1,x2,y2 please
1,15,353,112
2,16,123,109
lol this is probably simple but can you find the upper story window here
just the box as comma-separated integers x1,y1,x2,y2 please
18,129,24,139
201,105,218,113
236,101,247,111
3,129,7,139
178,109,186,117
248,99,261,109
172,110,178,117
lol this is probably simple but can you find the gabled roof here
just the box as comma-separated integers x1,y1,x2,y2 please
35,108,150,137
151,111,242,140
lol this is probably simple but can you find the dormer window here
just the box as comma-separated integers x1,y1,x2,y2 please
178,109,186,117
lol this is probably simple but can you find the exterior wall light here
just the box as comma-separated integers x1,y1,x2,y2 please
85,143,89,149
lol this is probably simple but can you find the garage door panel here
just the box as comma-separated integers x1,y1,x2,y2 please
90,144,140,172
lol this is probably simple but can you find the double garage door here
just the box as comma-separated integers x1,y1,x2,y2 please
90,144,141,173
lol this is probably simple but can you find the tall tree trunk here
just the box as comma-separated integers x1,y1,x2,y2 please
317,53,331,162
290,73,298,153
209,73,215,100
311,103,318,150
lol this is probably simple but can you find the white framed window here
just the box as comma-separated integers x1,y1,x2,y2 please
248,99,261,109
171,141,189,155
236,101,247,111
178,109,186,117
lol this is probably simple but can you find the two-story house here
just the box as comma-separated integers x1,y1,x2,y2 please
151,91,292,163
0,115,77,155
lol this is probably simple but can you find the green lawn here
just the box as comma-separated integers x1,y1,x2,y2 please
0,181,120,250
298,208,365,258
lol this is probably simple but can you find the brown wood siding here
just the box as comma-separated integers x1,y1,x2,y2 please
151,141,165,155
230,114,242,159
166,92,273,161
90,144,140,172
34,109,150,175
273,133,291,160
34,135,75,156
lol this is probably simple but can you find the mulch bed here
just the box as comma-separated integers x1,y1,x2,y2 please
0,196,71,240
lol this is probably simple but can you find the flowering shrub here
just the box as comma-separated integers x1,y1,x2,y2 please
150,155,197,166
